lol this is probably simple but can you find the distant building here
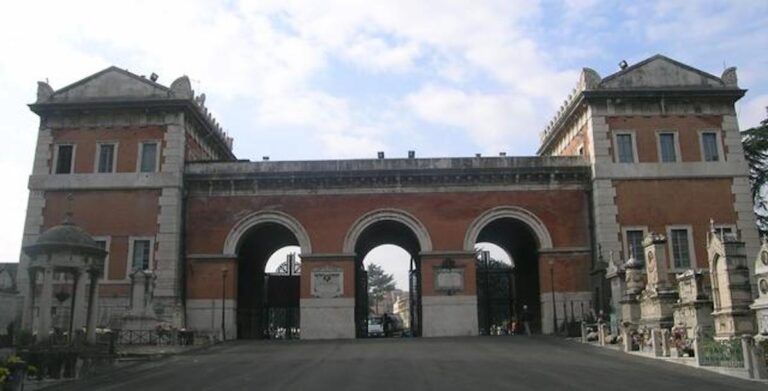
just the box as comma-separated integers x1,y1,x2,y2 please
393,295,410,329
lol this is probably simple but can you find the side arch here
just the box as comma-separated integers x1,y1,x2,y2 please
463,206,553,251
223,210,312,255
342,208,433,253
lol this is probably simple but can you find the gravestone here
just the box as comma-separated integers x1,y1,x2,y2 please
639,233,679,329
750,240,768,338
672,269,714,339
121,269,160,330
708,228,755,339
605,251,625,335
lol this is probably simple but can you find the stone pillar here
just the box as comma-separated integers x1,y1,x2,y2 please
605,253,625,335
651,329,663,357
70,267,88,334
122,270,160,330
36,266,54,342
22,268,37,331
300,255,356,340
85,269,100,343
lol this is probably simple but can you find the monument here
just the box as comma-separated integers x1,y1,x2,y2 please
750,239,768,337
707,225,755,339
672,269,714,339
639,233,679,329
22,213,106,343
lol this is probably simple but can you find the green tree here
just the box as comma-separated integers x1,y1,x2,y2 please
367,263,395,315
742,108,768,236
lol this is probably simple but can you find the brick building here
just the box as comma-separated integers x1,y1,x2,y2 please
16,55,759,339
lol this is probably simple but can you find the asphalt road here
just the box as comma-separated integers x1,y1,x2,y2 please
50,336,765,391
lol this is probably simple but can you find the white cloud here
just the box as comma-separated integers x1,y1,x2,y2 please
739,95,768,130
405,85,540,155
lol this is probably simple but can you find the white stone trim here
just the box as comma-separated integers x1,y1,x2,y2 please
612,130,638,163
421,295,478,337
343,208,432,253
464,206,553,251
136,140,161,173
93,141,119,173
33,128,53,175
698,129,725,162
28,172,182,191
621,226,648,260
655,129,681,163
52,143,76,174
666,225,696,271
224,210,312,255
593,162,748,180
127,236,156,275
300,298,355,339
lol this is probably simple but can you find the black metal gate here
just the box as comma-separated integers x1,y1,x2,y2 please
409,257,422,337
476,254,515,336
263,274,300,339
355,263,369,338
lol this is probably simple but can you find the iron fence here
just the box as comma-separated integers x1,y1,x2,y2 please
697,337,745,368
115,329,175,345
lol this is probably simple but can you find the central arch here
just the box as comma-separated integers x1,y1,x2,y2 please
344,209,432,338
465,206,551,335
225,211,311,339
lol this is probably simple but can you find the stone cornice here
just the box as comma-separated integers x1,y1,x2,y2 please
184,157,591,195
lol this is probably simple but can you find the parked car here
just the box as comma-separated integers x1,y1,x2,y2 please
368,316,384,337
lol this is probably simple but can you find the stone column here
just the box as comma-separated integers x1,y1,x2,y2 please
22,268,37,330
36,266,54,342
85,269,100,343
70,267,89,335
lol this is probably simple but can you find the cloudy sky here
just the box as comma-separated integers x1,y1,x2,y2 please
1,1,767,288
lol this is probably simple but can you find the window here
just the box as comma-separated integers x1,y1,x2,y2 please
131,239,152,271
670,228,692,268
615,133,635,163
54,144,74,174
701,132,720,162
96,143,116,173
658,132,677,162
139,142,158,173
625,230,645,261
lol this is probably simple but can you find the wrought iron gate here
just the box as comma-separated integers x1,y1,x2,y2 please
355,263,369,338
476,255,515,335
409,258,422,337
263,274,300,339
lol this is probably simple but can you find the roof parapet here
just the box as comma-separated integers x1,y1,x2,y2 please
539,67,600,143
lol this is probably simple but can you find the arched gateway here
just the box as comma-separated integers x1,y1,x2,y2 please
184,157,593,339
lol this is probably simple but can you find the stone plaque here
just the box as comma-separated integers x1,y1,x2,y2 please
311,267,343,298
435,268,464,293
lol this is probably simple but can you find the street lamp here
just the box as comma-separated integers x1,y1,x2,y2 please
221,267,228,341
549,259,557,335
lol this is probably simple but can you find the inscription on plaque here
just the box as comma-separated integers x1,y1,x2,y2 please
311,267,343,298
435,268,464,293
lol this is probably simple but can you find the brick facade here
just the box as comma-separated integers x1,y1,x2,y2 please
17,55,759,339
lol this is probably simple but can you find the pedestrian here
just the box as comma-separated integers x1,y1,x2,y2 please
521,305,531,335
382,313,391,338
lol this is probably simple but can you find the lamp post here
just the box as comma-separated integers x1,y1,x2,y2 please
549,259,557,335
221,267,227,341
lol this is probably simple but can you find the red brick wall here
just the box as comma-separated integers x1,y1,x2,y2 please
44,190,161,281
607,115,724,163
185,190,591,299
614,178,737,268
49,127,166,173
